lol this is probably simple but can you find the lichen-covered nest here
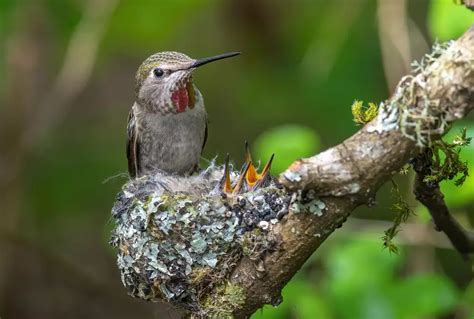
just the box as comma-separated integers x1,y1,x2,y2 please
110,164,294,313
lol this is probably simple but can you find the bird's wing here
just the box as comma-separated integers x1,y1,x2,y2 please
202,116,208,152
126,106,140,178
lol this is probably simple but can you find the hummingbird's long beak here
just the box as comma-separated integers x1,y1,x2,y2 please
190,52,240,69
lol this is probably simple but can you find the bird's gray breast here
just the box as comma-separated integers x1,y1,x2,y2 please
137,98,207,175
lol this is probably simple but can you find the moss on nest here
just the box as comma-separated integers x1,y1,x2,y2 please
200,282,246,318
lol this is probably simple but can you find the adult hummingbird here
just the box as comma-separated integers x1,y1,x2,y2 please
127,51,240,178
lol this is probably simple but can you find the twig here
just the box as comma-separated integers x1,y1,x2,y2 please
377,0,412,91
463,0,474,11
21,0,118,149
412,150,474,259
0,0,118,304
343,218,455,250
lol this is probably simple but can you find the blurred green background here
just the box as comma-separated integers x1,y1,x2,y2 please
0,0,472,318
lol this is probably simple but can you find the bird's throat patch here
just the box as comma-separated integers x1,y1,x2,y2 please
171,88,188,113
171,83,195,113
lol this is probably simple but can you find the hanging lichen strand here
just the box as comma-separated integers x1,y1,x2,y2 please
367,40,473,146
109,160,324,316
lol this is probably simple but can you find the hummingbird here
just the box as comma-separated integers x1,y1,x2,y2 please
127,51,240,178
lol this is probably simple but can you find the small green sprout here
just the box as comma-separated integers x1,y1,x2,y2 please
382,180,415,254
452,127,472,146
399,164,410,175
351,100,379,125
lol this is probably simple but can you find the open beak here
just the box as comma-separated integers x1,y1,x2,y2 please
190,52,240,69
220,142,275,195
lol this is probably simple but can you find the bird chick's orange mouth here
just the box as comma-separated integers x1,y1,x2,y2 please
221,142,274,194
171,82,195,113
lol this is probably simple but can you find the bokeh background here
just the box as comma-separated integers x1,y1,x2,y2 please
0,0,473,318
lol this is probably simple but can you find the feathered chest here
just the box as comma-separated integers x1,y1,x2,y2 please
134,96,207,175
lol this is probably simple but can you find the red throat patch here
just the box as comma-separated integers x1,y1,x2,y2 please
171,82,195,113
171,88,189,113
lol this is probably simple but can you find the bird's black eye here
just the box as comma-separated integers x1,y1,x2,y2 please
153,68,164,78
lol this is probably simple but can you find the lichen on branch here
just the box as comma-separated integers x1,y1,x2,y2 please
367,41,472,146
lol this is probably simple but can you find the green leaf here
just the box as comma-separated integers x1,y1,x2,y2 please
460,281,474,317
104,0,216,53
324,238,401,319
390,274,459,319
325,238,401,298
428,0,474,41
252,279,332,319
254,125,320,174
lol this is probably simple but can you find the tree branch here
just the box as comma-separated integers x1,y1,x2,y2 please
110,25,474,318
21,0,118,149
412,150,474,259
231,25,474,318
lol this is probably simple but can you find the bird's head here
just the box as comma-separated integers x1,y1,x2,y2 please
135,51,240,114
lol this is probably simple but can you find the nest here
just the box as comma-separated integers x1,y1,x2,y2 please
110,163,293,313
